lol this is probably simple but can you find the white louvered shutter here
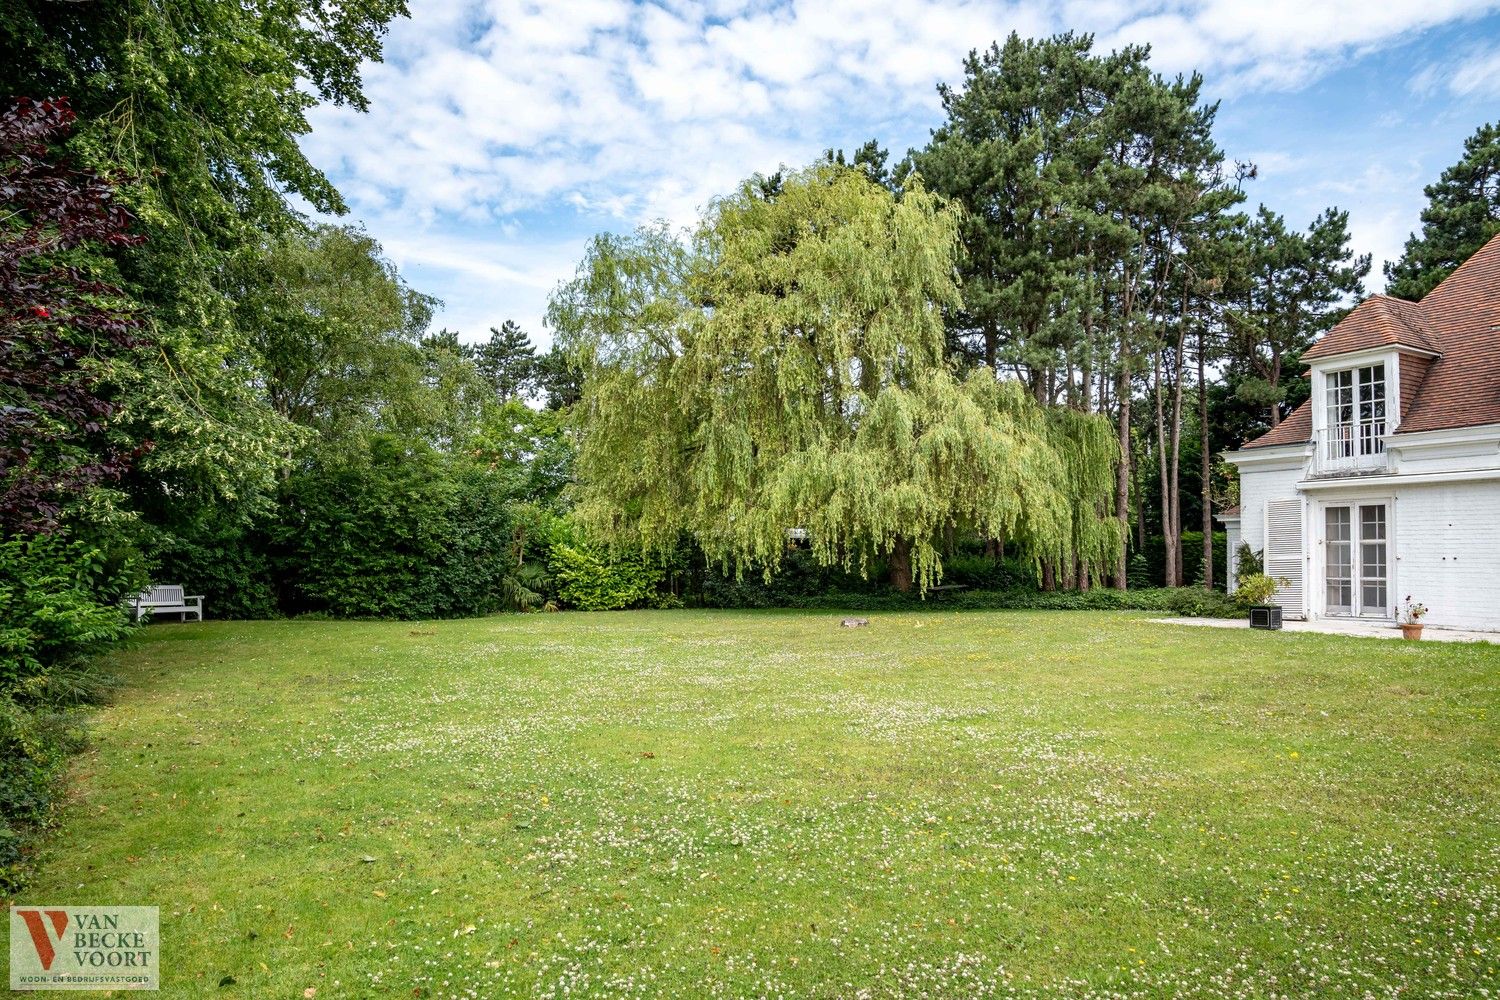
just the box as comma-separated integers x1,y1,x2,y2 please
1264,499,1304,616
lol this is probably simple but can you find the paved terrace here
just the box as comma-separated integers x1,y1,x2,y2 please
1154,617,1497,644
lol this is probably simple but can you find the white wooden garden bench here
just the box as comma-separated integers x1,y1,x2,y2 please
131,585,205,622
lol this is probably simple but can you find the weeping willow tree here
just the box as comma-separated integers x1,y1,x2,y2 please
549,164,1121,592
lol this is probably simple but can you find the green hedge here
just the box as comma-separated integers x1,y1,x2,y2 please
150,507,279,620
275,439,519,619
699,582,1239,616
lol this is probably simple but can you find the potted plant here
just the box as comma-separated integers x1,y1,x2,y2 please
1399,596,1428,640
1236,572,1289,630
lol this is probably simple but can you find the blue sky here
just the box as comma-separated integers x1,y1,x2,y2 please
300,0,1500,347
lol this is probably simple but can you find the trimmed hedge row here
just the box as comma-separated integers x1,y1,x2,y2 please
699,584,1240,617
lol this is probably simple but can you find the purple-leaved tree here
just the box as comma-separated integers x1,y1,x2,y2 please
0,97,147,533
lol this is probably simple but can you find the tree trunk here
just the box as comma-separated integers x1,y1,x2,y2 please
1154,346,1175,587
1114,351,1131,589
889,537,913,593
1041,559,1056,592
1199,321,1214,591
1168,315,1187,589
1268,346,1283,427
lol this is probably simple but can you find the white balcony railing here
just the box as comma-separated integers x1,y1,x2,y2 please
1310,425,1391,477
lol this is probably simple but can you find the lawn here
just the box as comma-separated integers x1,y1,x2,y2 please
10,610,1499,998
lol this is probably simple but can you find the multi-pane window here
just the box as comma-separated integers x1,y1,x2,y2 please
1359,504,1388,613
1324,502,1389,618
1325,507,1352,613
1325,364,1386,459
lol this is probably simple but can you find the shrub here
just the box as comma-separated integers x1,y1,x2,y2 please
548,528,687,611
1235,543,1264,583
1139,532,1227,589
549,542,663,610
699,547,881,609
938,553,1035,590
148,508,279,619
275,439,519,619
0,533,134,890
696,584,1238,616
0,535,136,688
1234,573,1285,608
1126,553,1151,590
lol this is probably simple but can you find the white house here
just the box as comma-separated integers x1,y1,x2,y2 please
1222,232,1500,632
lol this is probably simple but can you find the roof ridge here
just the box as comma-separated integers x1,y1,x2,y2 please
1302,291,1441,361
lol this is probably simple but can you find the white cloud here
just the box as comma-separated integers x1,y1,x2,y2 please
300,0,1500,335
1445,46,1500,97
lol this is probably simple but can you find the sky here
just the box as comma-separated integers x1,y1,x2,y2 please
300,0,1500,347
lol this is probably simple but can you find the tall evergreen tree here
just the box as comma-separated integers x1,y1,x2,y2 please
1228,206,1370,428
1385,122,1500,300
913,33,1130,384
473,320,539,400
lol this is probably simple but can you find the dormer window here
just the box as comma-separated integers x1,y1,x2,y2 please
1324,363,1386,460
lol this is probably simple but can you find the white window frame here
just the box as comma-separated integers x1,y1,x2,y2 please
1323,362,1387,461
1314,494,1396,621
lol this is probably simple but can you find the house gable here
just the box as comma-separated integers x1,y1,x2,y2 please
1238,232,1500,450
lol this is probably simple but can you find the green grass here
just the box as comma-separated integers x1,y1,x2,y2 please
9,610,1500,997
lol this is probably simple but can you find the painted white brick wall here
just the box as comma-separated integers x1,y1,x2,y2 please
1392,480,1500,631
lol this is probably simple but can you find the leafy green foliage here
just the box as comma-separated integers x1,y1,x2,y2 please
1386,121,1500,300
549,544,666,612
471,401,574,506
234,224,436,446
1226,206,1370,423
0,535,134,687
914,32,1152,375
1234,573,1284,608
274,439,518,619
548,526,684,611
0,534,134,889
1140,531,1226,589
149,508,280,620
1235,543,1264,583
553,164,1122,593
698,582,1237,616
472,320,539,400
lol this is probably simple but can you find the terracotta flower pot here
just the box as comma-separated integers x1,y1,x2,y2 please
1400,623,1424,641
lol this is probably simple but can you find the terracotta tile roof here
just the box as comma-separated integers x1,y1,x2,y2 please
1394,234,1500,434
1239,232,1500,447
1301,295,1440,360
1241,398,1312,449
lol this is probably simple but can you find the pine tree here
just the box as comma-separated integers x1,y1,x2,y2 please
1385,122,1500,300
473,320,537,400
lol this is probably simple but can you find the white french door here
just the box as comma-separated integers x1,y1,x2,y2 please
1323,502,1390,618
